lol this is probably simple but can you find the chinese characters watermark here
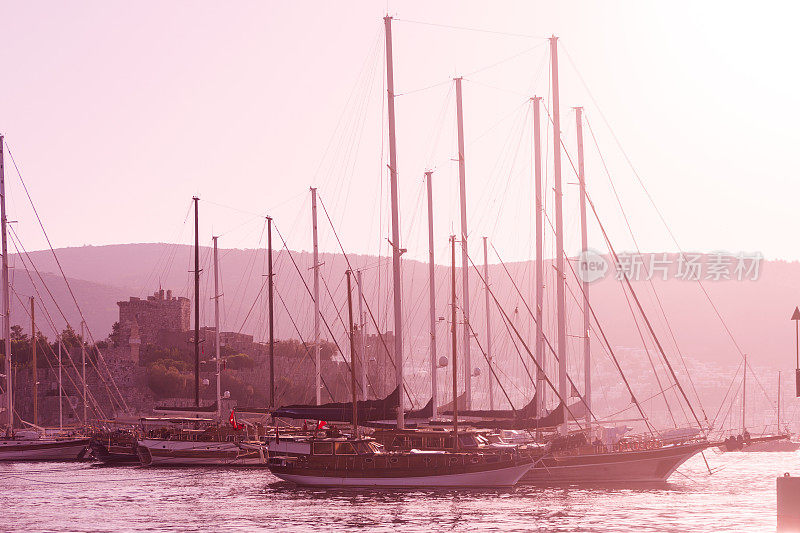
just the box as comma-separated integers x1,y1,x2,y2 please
576,250,763,283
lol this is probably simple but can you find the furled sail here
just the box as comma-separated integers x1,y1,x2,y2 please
271,387,399,422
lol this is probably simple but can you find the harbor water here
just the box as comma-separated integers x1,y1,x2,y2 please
0,451,795,532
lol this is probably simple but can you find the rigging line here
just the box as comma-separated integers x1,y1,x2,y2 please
535,171,681,428
8,229,124,413
561,45,772,414
320,269,393,407
603,383,679,421
4,144,131,414
465,249,599,426
274,285,335,403
315,193,418,409
487,271,587,431
393,18,547,39
584,114,706,426
464,318,517,412
464,78,530,98
395,78,452,98
461,42,548,80
8,286,103,421
710,360,744,429
271,221,390,403
540,103,703,431
585,188,706,432
489,244,643,432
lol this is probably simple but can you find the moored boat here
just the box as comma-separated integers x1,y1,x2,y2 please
0,430,90,461
267,436,532,488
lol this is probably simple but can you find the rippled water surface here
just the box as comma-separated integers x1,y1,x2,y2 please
0,451,796,532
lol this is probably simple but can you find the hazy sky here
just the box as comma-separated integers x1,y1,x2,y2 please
2,1,799,264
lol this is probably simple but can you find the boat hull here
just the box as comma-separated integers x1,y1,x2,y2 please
270,461,532,487
0,438,91,461
89,439,140,464
522,442,707,483
136,439,267,466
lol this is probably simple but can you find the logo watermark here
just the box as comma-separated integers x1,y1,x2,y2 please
575,251,763,283
577,248,609,283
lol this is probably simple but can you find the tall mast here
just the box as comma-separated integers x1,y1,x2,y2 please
532,97,545,416
346,270,358,438
213,236,221,420
0,136,11,429
384,16,405,428
450,235,458,450
267,216,275,408
550,36,568,434
778,371,781,431
58,336,63,429
425,171,438,418
81,321,87,424
193,196,200,407
575,107,590,429
31,297,37,426
742,354,747,431
454,76,472,410
483,237,494,410
311,188,321,405
356,269,366,399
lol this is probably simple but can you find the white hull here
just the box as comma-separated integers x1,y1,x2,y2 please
0,438,90,461
737,440,800,452
137,439,267,466
270,462,532,488
522,445,705,483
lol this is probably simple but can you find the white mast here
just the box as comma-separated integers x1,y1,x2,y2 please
483,237,494,410
356,269,366,399
778,371,781,432
742,353,747,431
213,236,222,420
81,321,87,424
0,136,11,429
549,36,569,434
311,187,321,405
58,335,63,430
454,76,472,410
532,97,545,416
384,16,405,428
575,107,590,428
425,171,438,418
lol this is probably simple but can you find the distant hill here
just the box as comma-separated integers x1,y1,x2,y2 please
11,243,800,425
12,244,800,364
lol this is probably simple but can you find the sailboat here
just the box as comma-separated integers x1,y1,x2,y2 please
266,246,533,487
136,201,268,466
717,365,798,452
0,136,91,462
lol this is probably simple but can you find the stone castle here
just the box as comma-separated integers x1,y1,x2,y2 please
117,289,191,346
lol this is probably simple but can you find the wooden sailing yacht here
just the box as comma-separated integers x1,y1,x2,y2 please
266,236,532,487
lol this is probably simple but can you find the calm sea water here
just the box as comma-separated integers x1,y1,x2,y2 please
0,451,796,532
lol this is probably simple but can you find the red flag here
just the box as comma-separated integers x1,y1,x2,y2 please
316,420,327,430
229,409,244,430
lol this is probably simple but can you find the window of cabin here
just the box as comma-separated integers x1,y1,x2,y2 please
334,442,357,455
424,437,443,449
459,434,477,447
354,441,372,455
313,442,334,455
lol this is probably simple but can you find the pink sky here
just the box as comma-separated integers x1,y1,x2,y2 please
2,1,799,264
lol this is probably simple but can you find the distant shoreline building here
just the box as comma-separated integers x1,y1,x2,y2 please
117,289,190,350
